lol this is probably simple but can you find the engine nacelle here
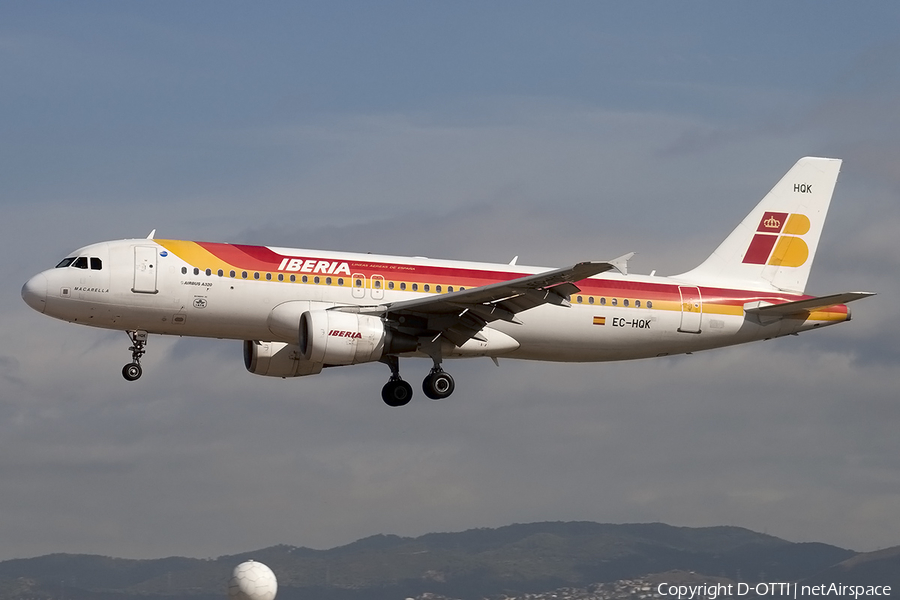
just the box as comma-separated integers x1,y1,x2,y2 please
243,340,324,378
300,310,417,365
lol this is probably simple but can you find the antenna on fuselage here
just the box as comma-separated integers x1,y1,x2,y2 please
146,229,156,239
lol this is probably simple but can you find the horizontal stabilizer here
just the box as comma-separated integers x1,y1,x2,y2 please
744,291,875,317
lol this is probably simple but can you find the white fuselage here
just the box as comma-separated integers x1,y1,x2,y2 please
22,238,848,365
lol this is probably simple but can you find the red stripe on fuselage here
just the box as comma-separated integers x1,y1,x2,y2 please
196,242,284,271
189,242,847,316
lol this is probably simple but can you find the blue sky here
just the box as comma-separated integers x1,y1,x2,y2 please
2,2,900,561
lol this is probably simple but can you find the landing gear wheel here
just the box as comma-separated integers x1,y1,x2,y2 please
423,371,455,400
123,330,148,382
382,379,413,407
122,362,142,381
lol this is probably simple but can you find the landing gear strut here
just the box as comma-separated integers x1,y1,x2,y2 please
122,330,148,381
422,346,455,400
380,355,413,407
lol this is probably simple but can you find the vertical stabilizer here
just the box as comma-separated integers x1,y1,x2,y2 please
676,157,842,294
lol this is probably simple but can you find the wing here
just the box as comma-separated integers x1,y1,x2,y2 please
346,254,634,347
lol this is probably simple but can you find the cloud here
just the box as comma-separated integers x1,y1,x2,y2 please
2,4,899,563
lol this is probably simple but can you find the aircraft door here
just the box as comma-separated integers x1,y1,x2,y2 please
677,286,702,333
351,273,366,300
133,246,159,294
371,274,384,300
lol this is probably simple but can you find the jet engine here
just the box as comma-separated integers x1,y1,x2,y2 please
243,340,324,378
299,310,417,365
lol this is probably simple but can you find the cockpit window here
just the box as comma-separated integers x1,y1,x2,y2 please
56,257,76,268
72,257,89,269
90,257,102,270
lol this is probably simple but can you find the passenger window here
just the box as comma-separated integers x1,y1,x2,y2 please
600,297,606,306
635,300,641,308
194,268,200,276
355,278,362,287
436,285,442,293
448,286,453,292
73,257,89,269
577,296,583,304
242,271,248,279
56,257,76,268
612,298,618,306
290,275,296,282
277,274,283,281
326,277,332,285
589,297,594,304
412,283,418,291
647,301,653,308
424,284,430,292
266,273,272,281
375,280,382,289
302,275,308,283
624,299,629,307
217,269,224,277
400,282,407,290
254,272,260,280
388,281,395,290
230,270,236,278
314,276,320,284
90,257,102,270
205,269,212,276
181,267,187,275
338,278,344,286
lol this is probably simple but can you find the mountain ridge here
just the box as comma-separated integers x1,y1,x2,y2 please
0,521,891,600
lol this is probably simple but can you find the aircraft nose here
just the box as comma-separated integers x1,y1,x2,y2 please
22,273,48,314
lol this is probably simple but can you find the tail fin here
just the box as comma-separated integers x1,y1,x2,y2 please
676,157,842,294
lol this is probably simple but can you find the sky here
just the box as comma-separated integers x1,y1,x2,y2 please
2,2,900,562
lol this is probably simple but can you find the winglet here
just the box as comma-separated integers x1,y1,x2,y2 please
146,229,157,240
609,252,635,276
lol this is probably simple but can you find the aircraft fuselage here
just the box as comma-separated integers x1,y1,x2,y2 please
23,238,848,364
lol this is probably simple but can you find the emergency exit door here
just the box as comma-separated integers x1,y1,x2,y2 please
677,286,702,333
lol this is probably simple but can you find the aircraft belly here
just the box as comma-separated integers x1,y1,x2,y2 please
493,305,678,362
492,305,785,362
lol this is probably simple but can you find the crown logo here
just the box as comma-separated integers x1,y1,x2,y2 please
764,216,781,229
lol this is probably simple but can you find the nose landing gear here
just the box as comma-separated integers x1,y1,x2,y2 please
122,330,148,381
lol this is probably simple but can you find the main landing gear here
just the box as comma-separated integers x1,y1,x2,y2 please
380,355,413,407
380,355,455,407
122,330,148,381
422,367,455,400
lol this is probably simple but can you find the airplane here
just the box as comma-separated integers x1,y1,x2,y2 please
21,157,874,407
